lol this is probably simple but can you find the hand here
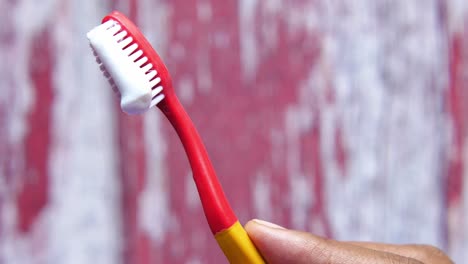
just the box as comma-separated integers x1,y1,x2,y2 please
245,219,453,264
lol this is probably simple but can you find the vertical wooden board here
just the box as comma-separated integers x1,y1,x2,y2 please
0,1,56,261
46,1,123,263
320,0,447,245
17,27,53,234
1,1,122,263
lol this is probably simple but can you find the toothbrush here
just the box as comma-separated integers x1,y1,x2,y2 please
87,11,264,264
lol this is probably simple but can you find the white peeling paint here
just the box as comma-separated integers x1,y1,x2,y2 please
284,106,314,230
309,217,327,237
246,0,451,252
252,171,272,221
6,0,59,154
289,175,313,230
185,257,202,264
139,110,172,244
178,76,195,104
317,0,446,247
139,0,170,55
0,0,58,263
196,63,213,94
197,1,212,23
138,0,173,244
239,0,259,81
447,0,468,33
259,0,284,52
45,1,122,263
170,42,186,61
238,0,319,81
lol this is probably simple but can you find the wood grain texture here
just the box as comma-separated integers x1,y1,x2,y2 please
0,0,467,263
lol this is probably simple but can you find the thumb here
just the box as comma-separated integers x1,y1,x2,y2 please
244,219,422,264
245,219,327,264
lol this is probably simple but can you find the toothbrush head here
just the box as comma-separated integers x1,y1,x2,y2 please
87,11,172,115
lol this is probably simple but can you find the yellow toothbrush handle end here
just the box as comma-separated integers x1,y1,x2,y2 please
215,221,265,264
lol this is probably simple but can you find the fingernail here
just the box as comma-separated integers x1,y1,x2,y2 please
253,219,286,230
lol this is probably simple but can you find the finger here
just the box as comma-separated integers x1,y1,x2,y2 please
348,242,454,263
245,219,423,264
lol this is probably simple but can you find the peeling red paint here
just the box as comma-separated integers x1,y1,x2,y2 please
446,32,467,205
445,27,467,250
16,28,53,233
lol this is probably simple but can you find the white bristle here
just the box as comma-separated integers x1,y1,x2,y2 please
119,37,133,48
122,43,137,55
114,30,127,41
101,20,115,29
128,50,143,61
141,63,153,73
87,19,165,114
135,56,148,67
107,24,121,35
150,94,165,108
151,86,163,97
146,70,157,80
149,77,161,87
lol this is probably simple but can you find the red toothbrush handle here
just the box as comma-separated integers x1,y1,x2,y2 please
103,11,237,234
159,94,237,234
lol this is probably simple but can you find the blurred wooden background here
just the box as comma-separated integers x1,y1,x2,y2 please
0,0,467,263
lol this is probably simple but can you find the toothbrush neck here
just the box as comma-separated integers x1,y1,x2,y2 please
160,95,237,234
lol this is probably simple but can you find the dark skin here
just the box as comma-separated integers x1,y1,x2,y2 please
245,219,454,264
